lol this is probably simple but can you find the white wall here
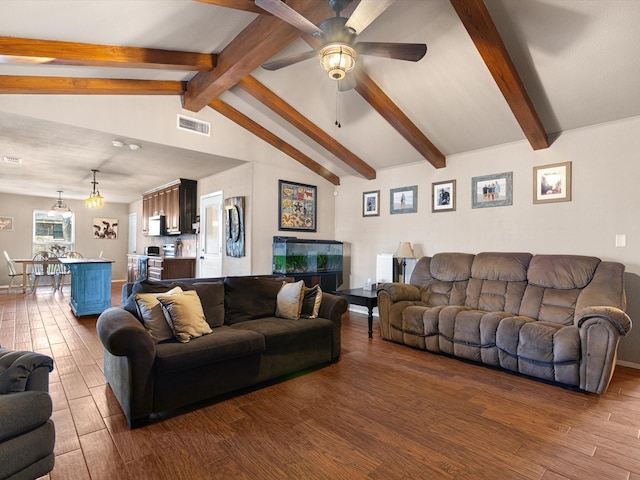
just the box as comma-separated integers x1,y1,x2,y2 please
335,115,640,364
196,161,337,276
0,192,129,283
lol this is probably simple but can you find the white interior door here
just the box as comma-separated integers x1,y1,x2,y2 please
199,191,223,278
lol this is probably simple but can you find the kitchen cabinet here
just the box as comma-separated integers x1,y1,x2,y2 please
142,179,197,236
147,257,196,281
127,255,147,283
59,258,114,316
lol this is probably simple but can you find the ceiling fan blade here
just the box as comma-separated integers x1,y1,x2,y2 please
345,0,395,34
255,0,324,37
356,42,427,61
261,50,316,71
338,73,357,92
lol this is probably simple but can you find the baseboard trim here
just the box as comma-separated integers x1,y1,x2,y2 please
616,360,640,370
348,305,379,317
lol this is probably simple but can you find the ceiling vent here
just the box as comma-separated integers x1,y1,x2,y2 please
3,155,22,165
177,114,210,137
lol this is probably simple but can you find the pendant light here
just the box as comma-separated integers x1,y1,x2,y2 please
49,190,72,217
85,169,104,209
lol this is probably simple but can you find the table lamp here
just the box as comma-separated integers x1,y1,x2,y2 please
393,242,415,283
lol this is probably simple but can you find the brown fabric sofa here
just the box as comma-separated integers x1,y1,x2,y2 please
377,252,632,394
97,276,348,428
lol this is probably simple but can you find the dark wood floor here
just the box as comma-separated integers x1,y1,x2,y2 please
1,283,640,480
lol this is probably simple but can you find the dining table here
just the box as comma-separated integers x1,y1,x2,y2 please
12,258,62,293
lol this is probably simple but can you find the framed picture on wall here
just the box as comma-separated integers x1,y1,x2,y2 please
93,218,118,239
471,172,513,209
278,180,317,231
432,180,456,213
533,161,572,204
390,185,418,214
363,190,380,217
0,216,13,231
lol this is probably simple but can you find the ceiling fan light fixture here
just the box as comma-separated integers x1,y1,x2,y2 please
318,43,357,80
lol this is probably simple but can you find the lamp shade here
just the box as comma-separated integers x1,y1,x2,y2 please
393,242,415,259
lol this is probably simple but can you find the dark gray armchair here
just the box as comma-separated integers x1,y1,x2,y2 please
0,347,55,480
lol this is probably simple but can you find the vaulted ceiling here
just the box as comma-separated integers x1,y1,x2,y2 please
0,0,639,203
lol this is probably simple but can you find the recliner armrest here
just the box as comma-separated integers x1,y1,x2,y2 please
377,282,421,302
575,306,632,336
0,390,52,442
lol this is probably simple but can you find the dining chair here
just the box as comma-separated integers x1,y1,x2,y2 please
4,251,31,293
30,251,59,292
57,251,83,288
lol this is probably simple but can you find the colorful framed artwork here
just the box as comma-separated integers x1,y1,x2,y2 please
363,190,380,217
472,172,513,209
278,180,317,231
0,216,13,231
432,180,456,213
390,186,418,214
533,161,572,204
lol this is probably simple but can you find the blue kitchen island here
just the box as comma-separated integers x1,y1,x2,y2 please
59,257,114,316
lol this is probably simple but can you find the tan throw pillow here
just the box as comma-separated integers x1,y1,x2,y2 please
135,286,183,343
300,285,322,318
275,280,305,320
158,290,212,343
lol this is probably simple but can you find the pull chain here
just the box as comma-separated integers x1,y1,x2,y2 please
335,87,341,128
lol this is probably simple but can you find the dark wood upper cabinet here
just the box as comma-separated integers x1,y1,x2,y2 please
142,179,197,236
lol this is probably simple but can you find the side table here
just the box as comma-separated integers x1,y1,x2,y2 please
333,288,378,338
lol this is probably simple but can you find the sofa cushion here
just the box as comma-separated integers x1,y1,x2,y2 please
300,285,322,318
230,317,333,349
276,280,304,320
430,253,475,281
158,291,213,343
471,252,532,282
154,327,265,374
527,255,600,289
135,286,183,343
192,282,225,328
124,280,195,319
224,277,285,324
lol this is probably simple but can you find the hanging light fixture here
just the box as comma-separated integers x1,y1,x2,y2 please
318,43,357,80
49,191,73,218
85,169,105,209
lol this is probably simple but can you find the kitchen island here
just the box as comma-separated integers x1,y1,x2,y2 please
59,257,114,316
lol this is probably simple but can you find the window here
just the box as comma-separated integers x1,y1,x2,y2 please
33,210,75,256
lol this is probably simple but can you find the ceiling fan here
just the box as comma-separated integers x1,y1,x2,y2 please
256,0,427,90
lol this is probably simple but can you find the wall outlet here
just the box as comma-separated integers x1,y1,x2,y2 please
615,234,626,247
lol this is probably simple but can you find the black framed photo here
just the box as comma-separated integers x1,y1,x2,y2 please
278,180,317,231
363,190,380,217
472,172,513,209
432,180,456,213
390,185,418,214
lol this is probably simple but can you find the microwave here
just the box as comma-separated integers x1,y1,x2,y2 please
148,215,166,236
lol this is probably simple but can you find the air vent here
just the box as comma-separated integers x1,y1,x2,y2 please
3,155,22,165
177,114,210,137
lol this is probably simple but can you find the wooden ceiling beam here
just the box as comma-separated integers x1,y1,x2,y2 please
194,0,265,14
0,36,215,71
0,76,186,95
237,75,376,180
209,98,341,186
353,69,446,169
450,0,549,150
184,0,332,111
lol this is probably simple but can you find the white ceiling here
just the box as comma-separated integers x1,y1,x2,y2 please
0,0,639,203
